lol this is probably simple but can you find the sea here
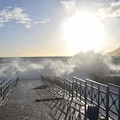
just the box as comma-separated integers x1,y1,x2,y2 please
0,51,120,87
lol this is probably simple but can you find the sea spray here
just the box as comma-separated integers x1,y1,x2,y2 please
68,51,111,77
0,50,118,87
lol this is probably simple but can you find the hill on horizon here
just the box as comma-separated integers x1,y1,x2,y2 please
107,47,120,56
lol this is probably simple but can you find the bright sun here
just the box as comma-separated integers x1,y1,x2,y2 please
62,11,105,53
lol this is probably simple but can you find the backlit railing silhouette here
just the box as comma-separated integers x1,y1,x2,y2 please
0,79,10,106
41,73,120,120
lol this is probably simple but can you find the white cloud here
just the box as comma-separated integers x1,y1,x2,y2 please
96,1,120,19
93,0,110,7
40,19,50,24
33,21,40,25
33,19,50,26
25,24,31,28
0,7,31,28
61,0,76,13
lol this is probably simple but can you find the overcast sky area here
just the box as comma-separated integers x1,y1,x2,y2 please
0,0,120,57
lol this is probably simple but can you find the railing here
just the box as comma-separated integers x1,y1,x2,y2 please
41,73,120,120
0,81,2,103
108,83,120,120
109,69,120,77
86,79,109,119
0,79,10,106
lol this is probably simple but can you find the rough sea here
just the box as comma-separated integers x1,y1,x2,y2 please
0,50,120,87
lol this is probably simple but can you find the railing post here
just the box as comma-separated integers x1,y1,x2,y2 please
84,81,87,120
76,79,77,98
15,77,19,87
98,84,100,107
0,81,3,103
106,84,109,120
118,87,120,120
91,82,93,104
80,81,81,102
72,82,73,99
57,77,60,89
65,79,67,96
2,83,4,102
63,78,65,96
69,81,70,97
72,77,74,99
109,70,110,77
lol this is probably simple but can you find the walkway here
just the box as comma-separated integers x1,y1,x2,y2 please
0,79,85,120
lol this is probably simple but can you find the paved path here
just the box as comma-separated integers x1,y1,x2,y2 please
0,79,85,120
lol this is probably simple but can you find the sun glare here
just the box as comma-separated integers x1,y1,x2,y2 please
62,11,105,53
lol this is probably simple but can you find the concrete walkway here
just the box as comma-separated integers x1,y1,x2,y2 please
0,79,85,120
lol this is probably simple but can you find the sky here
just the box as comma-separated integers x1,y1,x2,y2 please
0,0,120,57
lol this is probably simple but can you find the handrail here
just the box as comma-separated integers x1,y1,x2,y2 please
0,79,10,106
86,78,108,87
41,73,120,120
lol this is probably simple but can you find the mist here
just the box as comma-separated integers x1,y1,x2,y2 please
0,50,118,87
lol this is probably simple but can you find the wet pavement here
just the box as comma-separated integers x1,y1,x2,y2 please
0,79,85,120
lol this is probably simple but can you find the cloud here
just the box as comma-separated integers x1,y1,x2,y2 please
61,0,76,13
93,0,110,7
25,24,31,28
33,21,40,25
40,19,50,24
96,1,120,19
0,7,31,28
33,19,50,26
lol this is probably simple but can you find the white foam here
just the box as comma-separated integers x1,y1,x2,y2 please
0,50,117,84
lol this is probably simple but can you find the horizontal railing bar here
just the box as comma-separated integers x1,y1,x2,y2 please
86,79,108,87
93,86,98,90
92,100,98,105
99,112,106,118
74,81,85,85
2,80,10,87
99,89,107,94
99,105,106,111
73,76,86,82
64,78,72,83
86,84,91,87
65,82,72,85
86,84,99,90
80,84,85,87
58,77,64,81
109,83,120,88
75,83,85,87
109,90,119,95
109,115,116,120
86,84,101,90
109,108,118,115
73,91,84,96
86,97,91,102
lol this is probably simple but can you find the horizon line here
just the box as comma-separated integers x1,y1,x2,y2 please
0,55,72,58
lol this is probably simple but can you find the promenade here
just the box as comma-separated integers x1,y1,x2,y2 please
0,78,85,120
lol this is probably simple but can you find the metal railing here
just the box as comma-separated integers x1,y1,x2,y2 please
108,83,120,120
86,79,109,119
0,79,10,106
41,73,120,120
109,69,120,77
